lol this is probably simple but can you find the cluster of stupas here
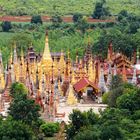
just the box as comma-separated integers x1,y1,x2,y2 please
0,31,140,120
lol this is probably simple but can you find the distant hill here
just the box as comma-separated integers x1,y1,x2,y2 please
0,0,139,16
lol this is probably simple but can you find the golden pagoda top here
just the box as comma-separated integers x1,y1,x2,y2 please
42,31,52,62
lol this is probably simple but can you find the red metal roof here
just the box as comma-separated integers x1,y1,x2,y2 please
73,78,98,92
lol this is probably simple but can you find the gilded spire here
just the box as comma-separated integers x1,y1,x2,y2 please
71,69,76,85
59,50,65,73
67,84,77,105
88,57,95,82
42,31,52,61
13,42,18,64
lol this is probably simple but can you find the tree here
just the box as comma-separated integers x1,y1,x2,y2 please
75,16,89,34
31,15,42,24
40,122,60,137
107,75,124,107
0,118,36,140
9,83,40,125
92,2,110,19
72,13,83,23
10,82,28,97
100,124,124,140
117,90,140,113
73,126,101,140
110,75,123,90
10,32,33,54
1,21,12,32
51,15,63,28
66,109,98,139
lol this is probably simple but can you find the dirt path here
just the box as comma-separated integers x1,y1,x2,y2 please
0,15,116,23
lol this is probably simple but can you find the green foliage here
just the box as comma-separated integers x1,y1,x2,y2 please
100,124,124,140
72,13,83,23
106,75,124,107
9,82,40,125
67,109,98,139
10,82,28,97
73,126,101,140
0,0,140,16
31,15,43,24
0,119,36,140
1,21,12,32
117,90,140,112
110,75,123,90
102,92,110,104
51,15,63,28
74,16,89,34
92,1,110,19
40,122,60,137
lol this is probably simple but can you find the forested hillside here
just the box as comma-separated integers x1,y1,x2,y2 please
0,0,140,16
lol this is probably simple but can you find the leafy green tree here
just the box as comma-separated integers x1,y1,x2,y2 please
40,122,60,137
31,15,43,24
51,15,63,28
10,32,33,54
67,109,98,139
1,21,12,32
117,90,140,112
76,16,89,34
110,75,123,90
92,2,110,19
72,13,83,23
0,118,36,140
107,75,124,107
100,124,124,140
129,21,140,34
73,126,101,140
9,83,40,125
10,82,28,97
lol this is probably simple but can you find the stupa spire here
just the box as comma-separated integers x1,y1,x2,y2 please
88,57,95,82
98,66,108,93
122,64,127,82
131,66,137,85
42,31,52,61
107,41,113,62
13,42,18,64
66,84,77,105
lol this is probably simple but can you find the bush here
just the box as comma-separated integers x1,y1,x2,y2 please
1,21,12,32
40,122,60,137
31,15,42,24
102,92,110,104
73,127,100,140
73,13,83,22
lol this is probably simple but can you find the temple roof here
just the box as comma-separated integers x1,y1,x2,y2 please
73,78,98,93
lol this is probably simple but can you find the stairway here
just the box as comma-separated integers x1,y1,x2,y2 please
82,96,95,104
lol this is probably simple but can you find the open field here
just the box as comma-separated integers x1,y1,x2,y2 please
0,0,139,16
